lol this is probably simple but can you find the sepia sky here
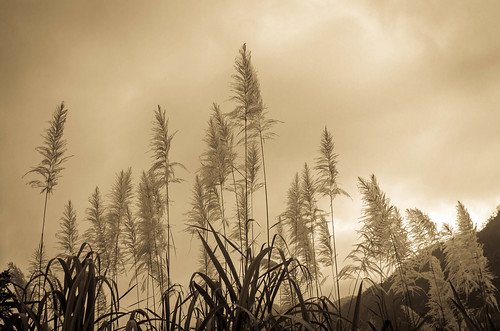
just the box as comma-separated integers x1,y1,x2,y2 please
1,0,500,293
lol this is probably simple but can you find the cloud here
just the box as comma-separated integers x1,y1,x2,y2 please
1,0,499,287
360,0,500,79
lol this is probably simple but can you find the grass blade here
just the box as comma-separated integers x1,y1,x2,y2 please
351,280,363,331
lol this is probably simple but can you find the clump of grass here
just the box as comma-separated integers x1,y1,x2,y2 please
3,244,121,330
178,221,363,330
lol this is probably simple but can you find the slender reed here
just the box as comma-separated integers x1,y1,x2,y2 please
150,105,184,324
315,127,349,316
24,102,71,299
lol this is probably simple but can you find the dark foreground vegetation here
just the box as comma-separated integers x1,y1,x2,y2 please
2,212,500,330
1,44,499,330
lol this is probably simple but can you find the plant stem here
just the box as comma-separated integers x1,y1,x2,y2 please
165,182,171,329
244,116,249,268
133,256,140,309
310,216,320,298
231,168,244,275
152,219,164,327
219,182,228,276
38,190,49,300
259,132,270,249
329,196,342,320
259,131,273,312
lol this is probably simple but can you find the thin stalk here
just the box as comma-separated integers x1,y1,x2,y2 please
259,132,270,250
165,183,171,329
259,132,273,311
113,225,120,285
203,226,210,315
302,227,313,297
149,252,157,322
219,182,228,275
231,168,244,275
310,218,320,298
258,133,274,312
244,116,249,268
294,219,299,306
152,274,156,319
329,197,342,318
152,221,164,326
38,191,49,300
204,219,209,276
250,188,255,252
133,255,140,309
146,261,150,311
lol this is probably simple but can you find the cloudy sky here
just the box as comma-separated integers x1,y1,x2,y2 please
1,0,499,295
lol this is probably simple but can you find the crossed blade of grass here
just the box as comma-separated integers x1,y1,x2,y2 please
5,231,366,330
181,222,365,330
8,243,123,331
449,281,497,331
186,221,310,330
1,270,31,330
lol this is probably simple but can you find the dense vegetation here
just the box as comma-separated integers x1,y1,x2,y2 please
1,44,498,330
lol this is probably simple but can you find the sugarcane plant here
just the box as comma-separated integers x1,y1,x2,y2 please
314,127,350,318
24,102,72,301
56,200,80,258
150,105,185,325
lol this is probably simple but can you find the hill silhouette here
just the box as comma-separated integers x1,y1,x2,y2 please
478,207,500,298
340,208,500,329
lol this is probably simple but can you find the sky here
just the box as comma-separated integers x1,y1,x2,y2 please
1,0,500,297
